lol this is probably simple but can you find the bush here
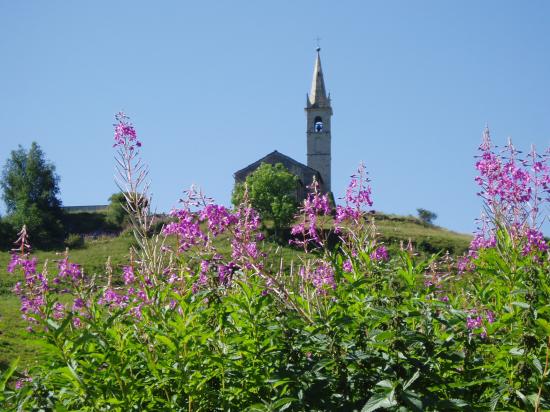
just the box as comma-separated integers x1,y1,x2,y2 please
64,233,85,249
105,192,128,228
232,162,299,239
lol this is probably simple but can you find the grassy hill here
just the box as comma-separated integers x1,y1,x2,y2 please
0,214,471,371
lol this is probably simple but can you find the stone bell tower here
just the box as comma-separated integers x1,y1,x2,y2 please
306,47,333,193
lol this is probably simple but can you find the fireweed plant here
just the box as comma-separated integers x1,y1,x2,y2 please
1,117,549,411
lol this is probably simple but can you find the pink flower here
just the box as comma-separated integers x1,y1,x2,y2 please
113,112,141,149
466,316,483,330
290,178,330,249
73,317,82,328
123,266,136,285
370,246,389,262
343,259,353,272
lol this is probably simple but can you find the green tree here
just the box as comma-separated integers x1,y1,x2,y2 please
417,208,437,225
232,163,298,237
1,142,64,248
105,192,149,230
106,192,128,228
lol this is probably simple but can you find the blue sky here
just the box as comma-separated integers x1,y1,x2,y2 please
1,1,549,234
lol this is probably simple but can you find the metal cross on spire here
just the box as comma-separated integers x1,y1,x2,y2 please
315,36,321,51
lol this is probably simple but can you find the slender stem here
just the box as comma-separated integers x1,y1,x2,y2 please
535,335,550,412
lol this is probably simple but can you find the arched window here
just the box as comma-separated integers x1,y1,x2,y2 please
314,116,323,132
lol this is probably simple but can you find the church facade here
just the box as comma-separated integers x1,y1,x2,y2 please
234,48,333,200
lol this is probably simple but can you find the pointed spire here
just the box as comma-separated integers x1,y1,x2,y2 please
308,48,330,108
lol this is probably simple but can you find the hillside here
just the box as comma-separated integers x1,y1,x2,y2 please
0,215,471,371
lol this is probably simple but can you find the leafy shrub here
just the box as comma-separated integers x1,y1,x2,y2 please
232,162,299,239
64,233,85,249
2,119,549,411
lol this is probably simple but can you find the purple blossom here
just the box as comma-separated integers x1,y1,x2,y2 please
290,179,330,250
7,253,20,273
486,310,495,324
370,246,389,262
129,304,143,320
466,316,483,330
12,281,22,295
218,261,238,285
52,302,65,320
72,298,85,312
163,209,207,252
199,204,238,236
15,372,32,390
99,288,129,308
113,112,141,150
335,163,373,225
343,259,353,272
231,204,262,262
58,258,82,281
301,262,336,295
123,265,136,285
465,128,549,262
522,228,548,255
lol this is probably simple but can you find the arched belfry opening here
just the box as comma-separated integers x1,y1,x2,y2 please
314,116,323,132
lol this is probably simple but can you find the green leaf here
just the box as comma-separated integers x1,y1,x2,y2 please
403,370,420,390
402,390,423,411
271,397,296,410
361,390,397,412
0,356,19,391
155,334,177,351
536,318,550,335
509,348,525,356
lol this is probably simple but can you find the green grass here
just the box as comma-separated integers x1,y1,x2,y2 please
0,295,55,371
374,213,471,255
0,215,471,371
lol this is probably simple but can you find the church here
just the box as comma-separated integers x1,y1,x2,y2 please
234,48,333,201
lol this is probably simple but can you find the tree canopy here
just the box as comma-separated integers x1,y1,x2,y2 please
1,142,64,247
232,163,298,236
417,208,438,225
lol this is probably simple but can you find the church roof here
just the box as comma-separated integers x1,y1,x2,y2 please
307,48,330,108
233,150,323,184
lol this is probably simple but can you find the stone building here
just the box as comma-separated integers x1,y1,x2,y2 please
234,48,333,200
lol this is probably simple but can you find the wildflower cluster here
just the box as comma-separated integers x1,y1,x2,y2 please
300,261,335,295
113,112,141,150
466,309,495,339
335,162,373,225
465,127,549,262
290,178,331,250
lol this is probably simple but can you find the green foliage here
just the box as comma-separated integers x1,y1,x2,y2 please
232,163,299,236
0,218,15,251
105,192,129,228
65,233,85,249
417,208,437,225
3,217,548,410
61,211,116,235
1,142,64,248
